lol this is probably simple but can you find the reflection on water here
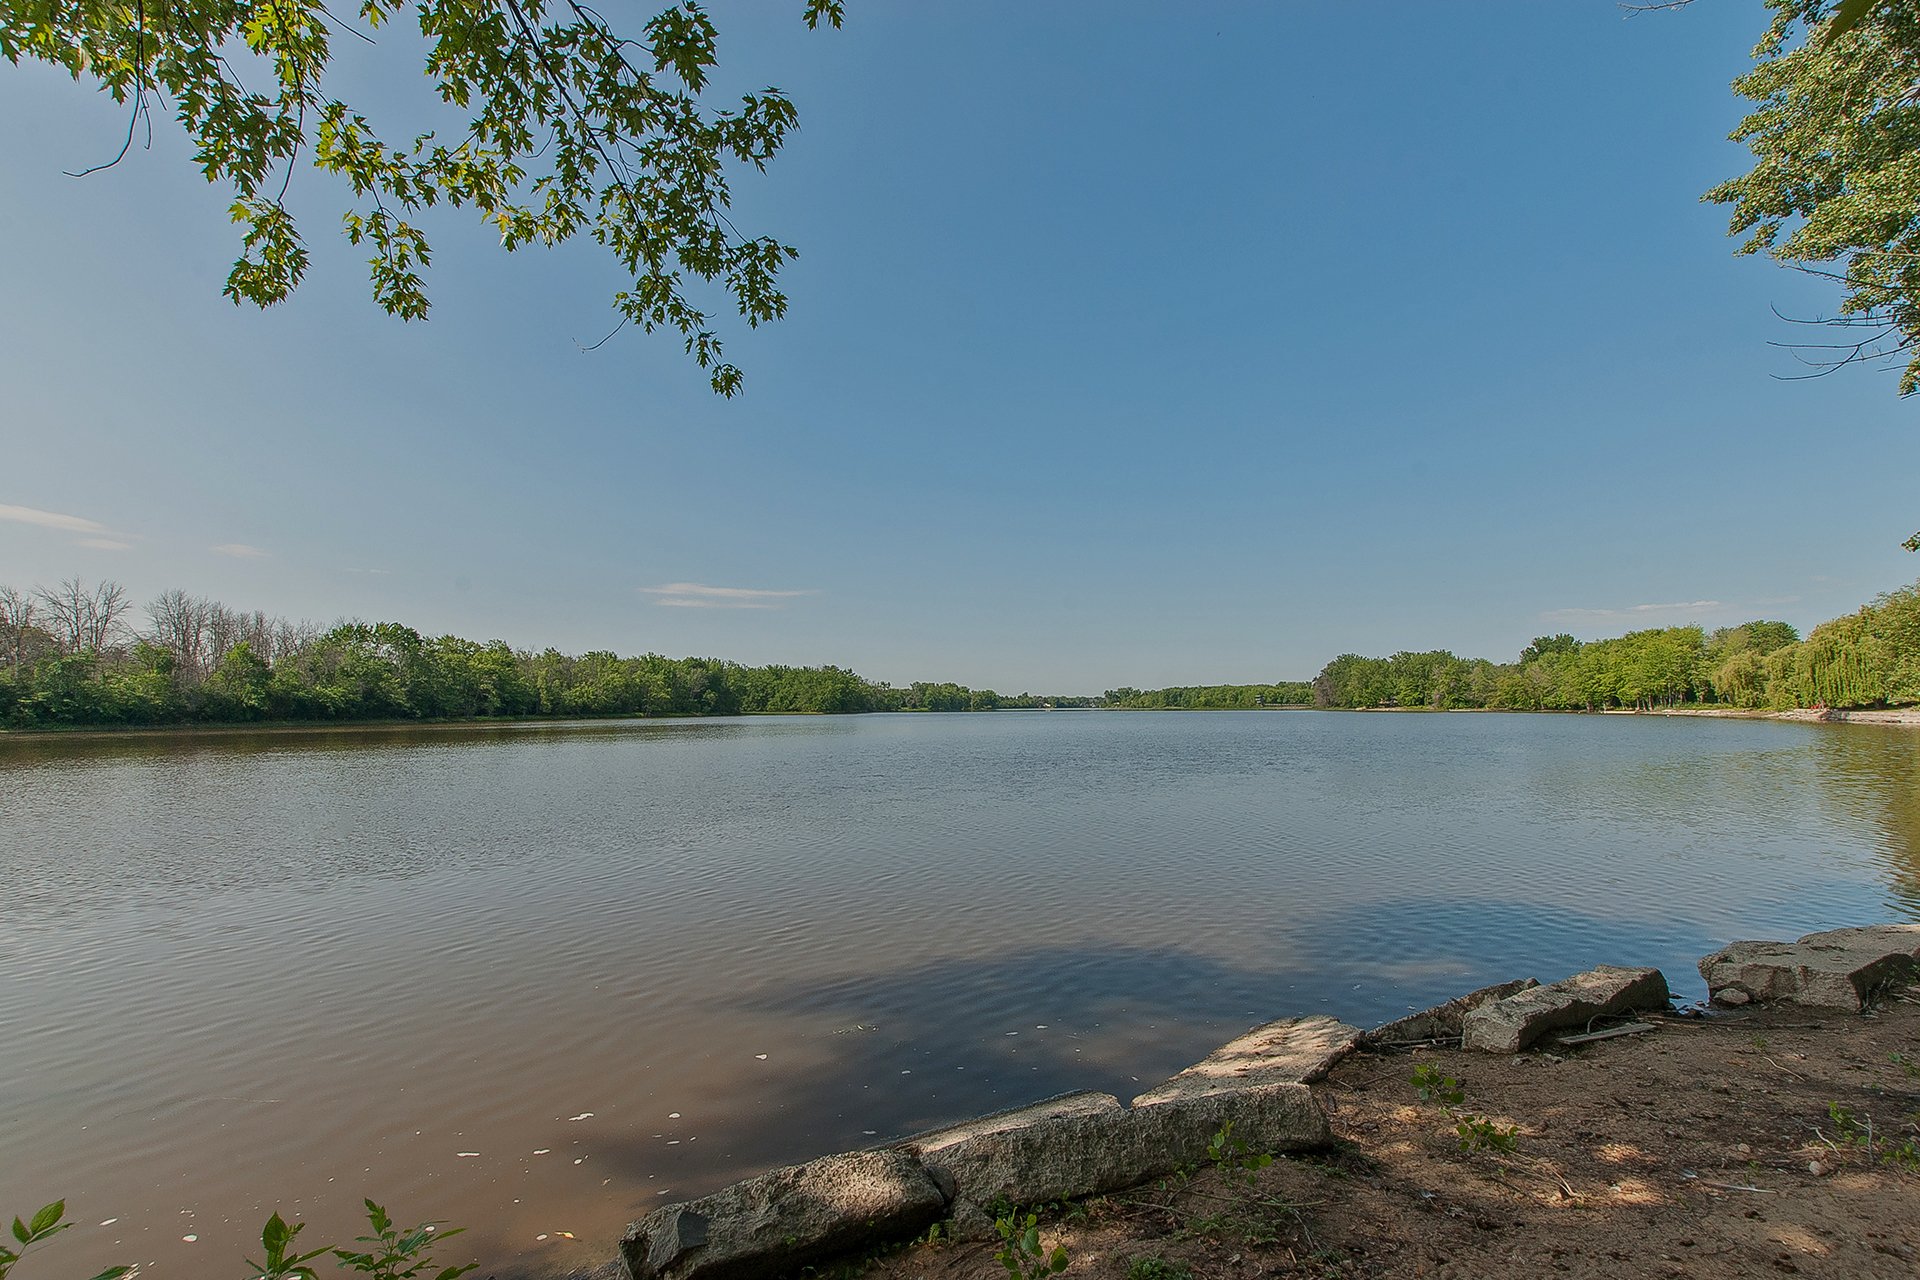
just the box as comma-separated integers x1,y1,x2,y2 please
1,711,1914,1278
1807,726,1920,912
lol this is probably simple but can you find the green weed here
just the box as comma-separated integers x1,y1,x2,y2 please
1125,1255,1192,1280
1826,1101,1920,1171
1207,1121,1273,1185
1454,1116,1520,1155
0,1202,131,1280
331,1201,475,1280
1410,1064,1465,1106
993,1212,1067,1280
5,1197,471,1280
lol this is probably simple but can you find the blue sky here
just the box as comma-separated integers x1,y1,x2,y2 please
1,1,1914,693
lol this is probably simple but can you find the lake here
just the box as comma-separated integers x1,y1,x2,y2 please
3,710,1916,1277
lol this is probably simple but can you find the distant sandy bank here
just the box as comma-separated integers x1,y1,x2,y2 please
1641,706,1920,727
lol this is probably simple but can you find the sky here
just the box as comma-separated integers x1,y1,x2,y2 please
1,2,1915,694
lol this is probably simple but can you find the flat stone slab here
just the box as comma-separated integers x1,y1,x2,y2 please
1461,965,1670,1054
1129,1078,1330,1164
1701,924,1920,1011
1362,978,1540,1047
899,1091,1125,1224
621,1150,944,1280
902,1090,1122,1158
902,1081,1327,1238
1131,1015,1362,1104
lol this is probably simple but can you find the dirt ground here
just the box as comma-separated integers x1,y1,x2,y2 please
856,992,1920,1280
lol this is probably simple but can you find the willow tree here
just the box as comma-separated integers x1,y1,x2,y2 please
1707,0,1920,548
0,0,842,394
1710,0,1920,384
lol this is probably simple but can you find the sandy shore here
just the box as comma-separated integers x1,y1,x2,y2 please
853,994,1920,1280
1643,706,1920,726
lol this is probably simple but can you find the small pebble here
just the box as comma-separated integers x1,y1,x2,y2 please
1808,1160,1831,1177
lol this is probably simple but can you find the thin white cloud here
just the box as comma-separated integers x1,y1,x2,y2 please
0,502,109,534
342,567,392,576
212,543,271,559
1540,600,1724,625
76,538,134,551
640,581,817,610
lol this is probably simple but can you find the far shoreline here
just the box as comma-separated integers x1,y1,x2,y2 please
4,703,1919,742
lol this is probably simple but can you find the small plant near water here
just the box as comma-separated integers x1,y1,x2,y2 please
1207,1121,1274,1186
1454,1116,1521,1155
1825,1102,1920,1171
1125,1255,1192,1280
993,1212,1068,1280
1,1202,131,1280
246,1213,334,1280
331,1201,475,1280
5,1199,469,1280
1410,1064,1465,1106
1410,1063,1518,1157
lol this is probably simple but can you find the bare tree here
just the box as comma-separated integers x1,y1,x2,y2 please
147,589,214,676
0,586,37,669
266,617,320,664
143,590,317,677
37,579,132,654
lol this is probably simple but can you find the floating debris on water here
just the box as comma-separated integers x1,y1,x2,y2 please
567,1113,594,1121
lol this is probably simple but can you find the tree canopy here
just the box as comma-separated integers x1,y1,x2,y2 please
1709,0,1920,396
0,0,842,394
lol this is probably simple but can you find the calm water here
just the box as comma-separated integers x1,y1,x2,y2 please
3,711,1917,1276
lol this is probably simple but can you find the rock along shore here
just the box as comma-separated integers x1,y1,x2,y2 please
599,923,1920,1280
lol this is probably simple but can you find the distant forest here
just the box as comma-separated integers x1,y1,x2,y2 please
1303,580,1920,713
0,582,1095,727
1102,683,1314,709
1,577,1916,729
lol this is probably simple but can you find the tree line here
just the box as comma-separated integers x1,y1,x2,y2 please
1307,581,1920,712
0,580,1093,729
5,576,1917,729
1102,683,1314,709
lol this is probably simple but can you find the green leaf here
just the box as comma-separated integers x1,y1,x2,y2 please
1823,0,1875,43
85,1268,135,1280
26,1203,63,1238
